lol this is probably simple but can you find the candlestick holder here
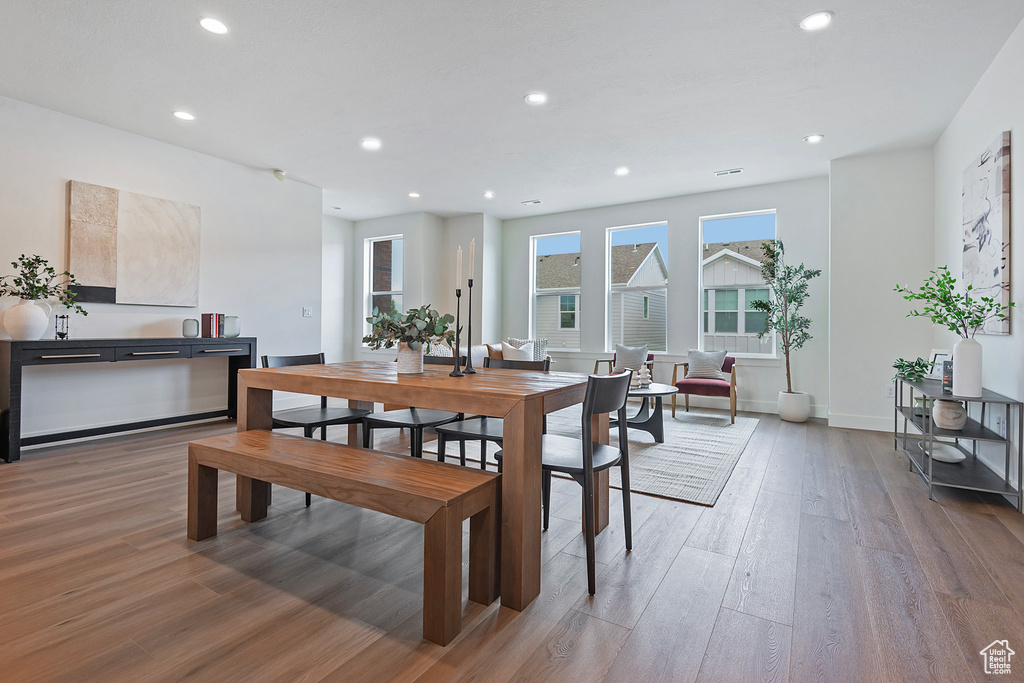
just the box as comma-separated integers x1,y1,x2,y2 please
463,278,476,373
450,288,464,377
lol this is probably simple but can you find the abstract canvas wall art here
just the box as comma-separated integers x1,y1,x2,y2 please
68,181,200,307
962,131,1011,335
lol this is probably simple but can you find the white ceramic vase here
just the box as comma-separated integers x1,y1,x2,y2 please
4,299,52,340
396,342,424,374
778,391,811,423
952,337,982,397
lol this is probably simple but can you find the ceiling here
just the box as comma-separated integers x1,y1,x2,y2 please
1,1,1022,221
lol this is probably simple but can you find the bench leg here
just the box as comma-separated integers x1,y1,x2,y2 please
237,475,270,523
423,505,462,646
187,449,219,541
469,488,501,606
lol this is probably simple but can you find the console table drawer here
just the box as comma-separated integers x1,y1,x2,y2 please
22,348,116,365
191,343,251,357
116,345,193,361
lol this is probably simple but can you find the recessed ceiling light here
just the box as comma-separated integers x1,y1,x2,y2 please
360,137,382,150
272,169,287,181
198,17,229,34
332,206,342,210
799,11,833,31
521,199,542,206
803,134,825,144
483,191,495,199
524,92,547,105
614,167,630,176
408,192,420,198
173,111,195,121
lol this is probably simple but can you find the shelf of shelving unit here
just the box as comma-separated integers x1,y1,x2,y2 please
894,377,1022,511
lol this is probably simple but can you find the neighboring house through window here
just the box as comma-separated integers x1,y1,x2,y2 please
607,222,668,351
699,211,775,356
532,232,582,349
365,235,403,340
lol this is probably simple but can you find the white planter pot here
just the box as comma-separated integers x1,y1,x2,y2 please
778,391,811,423
396,342,424,374
931,399,968,430
4,299,52,340
952,337,982,397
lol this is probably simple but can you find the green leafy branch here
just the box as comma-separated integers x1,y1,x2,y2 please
0,254,88,315
892,357,931,383
894,266,1013,338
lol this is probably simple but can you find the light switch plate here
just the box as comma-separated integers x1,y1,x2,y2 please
302,307,312,318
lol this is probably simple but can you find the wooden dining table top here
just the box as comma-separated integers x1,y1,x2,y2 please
238,361,591,416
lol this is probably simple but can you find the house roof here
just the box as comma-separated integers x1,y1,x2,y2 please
702,240,767,263
535,243,665,290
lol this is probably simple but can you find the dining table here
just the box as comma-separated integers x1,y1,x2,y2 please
234,360,610,611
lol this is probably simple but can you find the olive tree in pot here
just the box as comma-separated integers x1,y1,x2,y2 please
0,254,87,340
362,303,456,373
749,240,821,422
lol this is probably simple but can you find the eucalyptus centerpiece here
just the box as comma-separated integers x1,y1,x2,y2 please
0,254,87,340
749,240,821,422
363,303,456,374
895,266,1014,397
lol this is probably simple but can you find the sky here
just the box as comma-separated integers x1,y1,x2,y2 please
702,212,776,244
535,224,669,256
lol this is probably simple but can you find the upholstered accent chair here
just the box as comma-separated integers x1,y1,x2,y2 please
671,356,738,423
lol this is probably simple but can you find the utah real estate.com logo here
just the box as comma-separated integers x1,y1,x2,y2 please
980,640,1015,675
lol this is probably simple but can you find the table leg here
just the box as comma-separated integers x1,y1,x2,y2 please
650,396,665,443
236,377,273,511
500,398,543,611
591,411,610,534
348,399,373,446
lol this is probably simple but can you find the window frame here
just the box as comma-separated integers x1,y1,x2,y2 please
605,221,669,353
698,209,777,358
530,231,583,350
363,234,404,344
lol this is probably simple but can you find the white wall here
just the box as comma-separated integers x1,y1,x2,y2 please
322,215,354,362
829,148,936,431
501,177,831,417
934,15,1024,479
0,95,324,437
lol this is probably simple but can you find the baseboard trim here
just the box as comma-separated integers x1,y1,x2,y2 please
827,413,892,432
679,395,827,419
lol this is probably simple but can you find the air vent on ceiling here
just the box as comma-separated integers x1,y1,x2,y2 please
714,168,744,177
521,199,542,205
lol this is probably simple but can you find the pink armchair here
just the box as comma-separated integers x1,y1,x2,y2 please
671,356,737,424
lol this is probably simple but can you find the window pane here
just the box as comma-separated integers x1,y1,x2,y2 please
745,311,767,333
703,312,708,333
371,294,401,315
745,288,768,308
716,312,738,333
534,234,582,349
703,289,709,311
715,289,738,310
701,212,775,355
608,223,668,351
372,239,402,293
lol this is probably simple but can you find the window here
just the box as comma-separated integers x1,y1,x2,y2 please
607,222,668,351
365,236,403,338
699,211,775,356
532,232,582,349
559,295,578,329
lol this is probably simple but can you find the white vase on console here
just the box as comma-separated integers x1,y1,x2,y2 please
952,337,982,397
4,299,52,340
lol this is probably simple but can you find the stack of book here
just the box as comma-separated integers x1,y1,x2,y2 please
201,313,226,338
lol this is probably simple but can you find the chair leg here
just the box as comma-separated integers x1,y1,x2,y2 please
413,428,423,458
305,492,312,507
362,422,371,449
685,394,690,412
620,464,633,551
480,440,487,470
304,426,313,438
542,469,552,531
581,469,597,595
438,433,447,463
320,426,328,441
459,440,466,467
671,394,676,418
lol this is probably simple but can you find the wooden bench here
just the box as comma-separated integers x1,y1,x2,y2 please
186,429,500,646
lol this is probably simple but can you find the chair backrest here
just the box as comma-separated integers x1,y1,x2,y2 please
424,354,466,365
580,371,632,469
483,357,551,371
262,352,325,368
722,356,736,373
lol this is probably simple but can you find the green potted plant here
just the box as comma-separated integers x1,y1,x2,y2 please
0,254,87,340
895,266,1013,397
363,303,456,373
749,240,822,422
892,357,931,416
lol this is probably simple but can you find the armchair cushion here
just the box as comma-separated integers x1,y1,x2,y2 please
676,377,732,397
501,341,534,361
613,344,649,373
686,349,727,380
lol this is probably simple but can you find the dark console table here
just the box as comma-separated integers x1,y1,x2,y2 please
0,337,256,462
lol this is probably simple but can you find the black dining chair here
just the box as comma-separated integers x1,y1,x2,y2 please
262,353,373,506
361,354,462,458
495,370,632,595
435,356,550,469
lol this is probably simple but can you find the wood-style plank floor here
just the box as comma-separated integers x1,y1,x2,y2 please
2,413,1023,682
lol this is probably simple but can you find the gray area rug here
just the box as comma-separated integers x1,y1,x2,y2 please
426,405,758,507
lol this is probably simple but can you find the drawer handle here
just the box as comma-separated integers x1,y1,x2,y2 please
129,351,180,356
200,348,244,353
40,353,102,359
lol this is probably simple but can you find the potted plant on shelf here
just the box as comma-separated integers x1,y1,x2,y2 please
363,303,456,374
892,357,932,417
0,254,87,340
749,240,821,422
895,266,1013,397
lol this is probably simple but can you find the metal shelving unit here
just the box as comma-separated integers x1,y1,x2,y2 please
894,377,1022,511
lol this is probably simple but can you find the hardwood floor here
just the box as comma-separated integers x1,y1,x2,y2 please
1,414,1023,681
